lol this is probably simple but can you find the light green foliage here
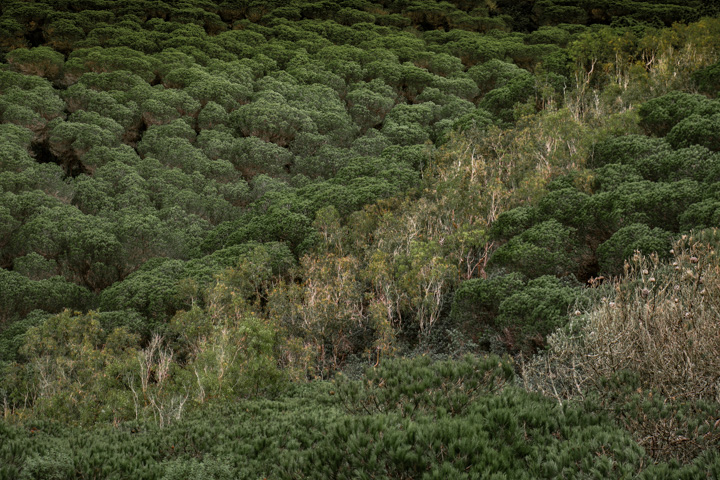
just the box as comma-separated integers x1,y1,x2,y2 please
4,310,140,424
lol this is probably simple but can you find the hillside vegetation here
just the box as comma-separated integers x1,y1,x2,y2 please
1,0,720,477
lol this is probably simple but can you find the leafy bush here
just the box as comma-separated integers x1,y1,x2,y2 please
496,275,582,351
450,272,526,327
489,220,583,278
666,113,720,151
638,92,720,137
692,60,720,97
596,223,673,276
335,354,514,418
591,134,669,169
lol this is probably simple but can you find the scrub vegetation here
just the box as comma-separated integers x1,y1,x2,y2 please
1,0,720,477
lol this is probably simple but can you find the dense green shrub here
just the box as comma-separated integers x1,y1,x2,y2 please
692,60,720,97
489,220,583,278
596,223,673,276
638,91,720,137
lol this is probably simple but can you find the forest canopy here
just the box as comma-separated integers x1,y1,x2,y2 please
1,0,720,478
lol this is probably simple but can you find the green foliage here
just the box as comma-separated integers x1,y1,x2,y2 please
64,46,157,83
666,113,720,151
605,180,703,231
477,63,536,122
537,187,591,229
490,219,583,278
591,134,670,169
496,275,581,347
451,273,526,327
0,269,92,322
692,60,720,97
6,46,65,80
1,4,720,474
680,199,720,230
626,145,720,183
0,310,49,362
638,91,720,137
161,457,233,480
99,258,187,320
596,223,673,275
336,354,515,418
17,445,74,480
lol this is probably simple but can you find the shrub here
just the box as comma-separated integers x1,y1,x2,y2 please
596,223,673,276
524,231,720,462
489,219,583,278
